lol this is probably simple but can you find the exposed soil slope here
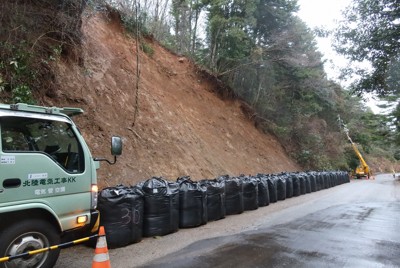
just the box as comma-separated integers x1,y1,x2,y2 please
40,11,300,188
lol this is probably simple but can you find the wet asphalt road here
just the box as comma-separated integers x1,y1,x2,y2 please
140,174,400,268
56,174,400,267
142,202,400,268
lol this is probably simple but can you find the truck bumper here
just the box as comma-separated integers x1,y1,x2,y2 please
89,209,100,233
61,209,100,242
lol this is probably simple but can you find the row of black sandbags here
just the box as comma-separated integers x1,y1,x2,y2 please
97,171,350,248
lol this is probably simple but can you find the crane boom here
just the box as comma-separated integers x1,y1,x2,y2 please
338,115,372,179
345,131,371,177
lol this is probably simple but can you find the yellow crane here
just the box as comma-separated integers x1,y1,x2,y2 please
338,115,372,179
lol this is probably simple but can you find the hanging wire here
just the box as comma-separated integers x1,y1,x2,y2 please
132,0,141,127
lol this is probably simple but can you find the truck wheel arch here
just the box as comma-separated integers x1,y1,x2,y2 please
0,208,61,234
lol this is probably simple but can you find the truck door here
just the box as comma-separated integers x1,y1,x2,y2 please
0,116,92,224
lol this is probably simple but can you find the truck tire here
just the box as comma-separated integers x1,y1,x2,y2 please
0,219,60,268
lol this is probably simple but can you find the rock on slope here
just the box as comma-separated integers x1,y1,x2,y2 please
41,11,300,188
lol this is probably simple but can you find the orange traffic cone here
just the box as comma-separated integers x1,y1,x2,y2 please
92,226,111,268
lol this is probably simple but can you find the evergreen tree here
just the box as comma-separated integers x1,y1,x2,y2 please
334,0,400,96
204,0,258,72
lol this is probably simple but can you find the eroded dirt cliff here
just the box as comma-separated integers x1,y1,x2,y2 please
39,11,300,188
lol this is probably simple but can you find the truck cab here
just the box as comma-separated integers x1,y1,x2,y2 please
0,103,122,268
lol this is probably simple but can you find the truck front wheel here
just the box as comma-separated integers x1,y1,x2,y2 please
0,219,60,268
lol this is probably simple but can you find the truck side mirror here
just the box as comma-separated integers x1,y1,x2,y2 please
94,136,123,165
111,136,122,156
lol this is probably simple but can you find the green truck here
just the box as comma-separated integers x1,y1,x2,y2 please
0,103,122,268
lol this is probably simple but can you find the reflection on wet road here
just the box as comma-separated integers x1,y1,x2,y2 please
142,175,400,268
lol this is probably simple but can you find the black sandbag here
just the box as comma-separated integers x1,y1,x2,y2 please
291,175,301,197
275,176,286,201
336,171,344,185
334,171,340,184
317,172,325,190
343,171,350,183
299,175,306,195
140,177,179,237
201,179,226,221
314,173,320,191
284,174,293,198
327,173,333,187
323,172,330,188
335,172,341,185
304,174,311,193
266,176,278,203
178,178,207,228
309,173,317,192
345,171,350,183
256,175,270,207
241,176,258,211
331,172,338,186
223,177,244,215
327,172,333,187
98,185,144,248
329,172,334,188
340,172,345,183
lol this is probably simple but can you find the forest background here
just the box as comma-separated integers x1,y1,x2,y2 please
1,0,400,174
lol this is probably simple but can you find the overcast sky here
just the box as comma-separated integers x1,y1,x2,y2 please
297,0,384,113
297,0,351,81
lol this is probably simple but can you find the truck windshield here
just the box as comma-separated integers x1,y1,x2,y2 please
1,116,84,173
